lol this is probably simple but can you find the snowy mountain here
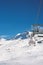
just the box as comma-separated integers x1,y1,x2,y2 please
0,31,43,65
15,31,29,39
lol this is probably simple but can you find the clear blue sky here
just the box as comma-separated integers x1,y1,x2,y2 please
0,0,43,38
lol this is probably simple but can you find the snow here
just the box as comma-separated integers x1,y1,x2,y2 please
15,33,21,37
0,32,43,65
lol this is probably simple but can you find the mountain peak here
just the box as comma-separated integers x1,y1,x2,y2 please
15,31,29,39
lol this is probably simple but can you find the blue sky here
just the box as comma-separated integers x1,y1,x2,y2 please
0,0,43,38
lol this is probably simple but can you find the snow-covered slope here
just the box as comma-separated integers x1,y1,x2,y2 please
0,31,43,65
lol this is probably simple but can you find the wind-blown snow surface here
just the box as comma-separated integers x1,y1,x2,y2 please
0,34,43,65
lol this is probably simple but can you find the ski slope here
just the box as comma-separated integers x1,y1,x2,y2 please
0,32,43,65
